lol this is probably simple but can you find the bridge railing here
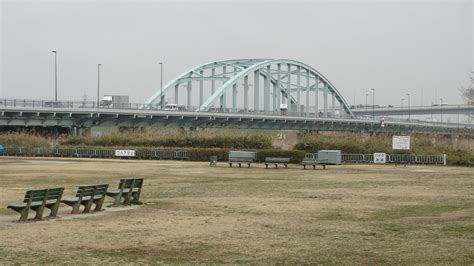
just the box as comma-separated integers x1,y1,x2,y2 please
1,98,472,127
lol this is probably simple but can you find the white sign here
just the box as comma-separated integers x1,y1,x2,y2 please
374,153,386,164
115,150,136,157
392,135,411,150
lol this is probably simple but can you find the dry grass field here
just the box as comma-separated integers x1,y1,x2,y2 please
0,157,473,264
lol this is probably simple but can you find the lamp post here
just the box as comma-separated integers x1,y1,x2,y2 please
406,93,410,120
371,88,375,117
51,51,57,101
365,93,368,113
159,62,163,109
401,98,404,120
440,98,443,123
97,64,101,109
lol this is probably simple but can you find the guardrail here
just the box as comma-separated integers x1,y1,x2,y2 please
0,147,188,160
2,98,472,127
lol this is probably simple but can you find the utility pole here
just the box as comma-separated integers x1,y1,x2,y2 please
51,51,57,101
440,98,443,123
406,93,410,120
97,64,101,109
371,88,375,117
401,98,404,120
159,62,163,109
365,93,368,113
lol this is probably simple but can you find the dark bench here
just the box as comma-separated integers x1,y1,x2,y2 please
62,184,109,214
301,158,328,170
265,157,290,168
228,151,256,168
7,187,64,222
106,178,143,206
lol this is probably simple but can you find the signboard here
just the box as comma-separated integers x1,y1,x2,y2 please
374,153,386,164
115,150,136,157
392,135,411,150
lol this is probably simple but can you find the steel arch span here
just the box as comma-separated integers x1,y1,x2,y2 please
145,59,354,118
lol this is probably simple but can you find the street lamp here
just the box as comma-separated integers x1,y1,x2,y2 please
401,98,404,120
159,62,163,109
365,93,368,113
406,93,410,120
97,64,101,108
51,51,57,101
371,88,375,117
440,97,443,123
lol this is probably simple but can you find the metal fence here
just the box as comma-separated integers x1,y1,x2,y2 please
341,153,446,165
0,147,446,165
1,147,188,160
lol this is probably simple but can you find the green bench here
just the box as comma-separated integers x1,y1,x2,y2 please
301,158,328,170
62,184,109,214
106,178,143,206
7,187,64,222
265,157,290,168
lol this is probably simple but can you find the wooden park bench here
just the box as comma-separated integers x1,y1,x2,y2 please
228,151,256,168
106,178,143,206
7,187,64,222
62,184,109,214
265,157,290,168
301,153,328,170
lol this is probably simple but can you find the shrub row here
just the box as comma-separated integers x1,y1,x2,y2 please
0,132,50,148
60,133,273,149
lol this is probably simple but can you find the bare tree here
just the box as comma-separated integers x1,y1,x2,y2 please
459,72,474,104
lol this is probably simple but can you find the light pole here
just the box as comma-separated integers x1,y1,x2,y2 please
97,64,101,109
406,93,410,120
401,98,404,120
159,62,163,109
365,93,368,113
371,88,375,117
51,51,57,101
440,97,443,123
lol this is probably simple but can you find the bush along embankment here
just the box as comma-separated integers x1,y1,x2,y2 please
0,132,51,148
293,133,473,166
59,132,273,149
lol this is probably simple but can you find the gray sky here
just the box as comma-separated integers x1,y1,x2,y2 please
1,0,472,106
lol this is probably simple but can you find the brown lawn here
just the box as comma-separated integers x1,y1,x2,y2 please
0,157,473,264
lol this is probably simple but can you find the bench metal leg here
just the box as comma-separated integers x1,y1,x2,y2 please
229,163,233,167
303,165,306,170
284,164,287,168
247,163,251,167
275,164,278,168
265,164,268,169
238,163,242,168
312,165,316,170
322,164,326,170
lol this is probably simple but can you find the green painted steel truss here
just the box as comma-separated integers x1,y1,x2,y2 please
145,59,355,118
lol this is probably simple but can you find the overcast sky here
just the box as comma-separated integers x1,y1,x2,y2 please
1,0,472,106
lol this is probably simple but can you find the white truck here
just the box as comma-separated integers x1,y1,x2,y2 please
101,95,129,108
